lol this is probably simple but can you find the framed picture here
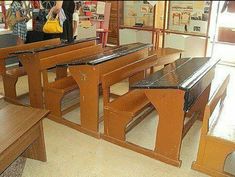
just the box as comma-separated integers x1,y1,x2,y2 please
168,1,211,35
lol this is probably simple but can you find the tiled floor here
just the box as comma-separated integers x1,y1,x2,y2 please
0,65,234,177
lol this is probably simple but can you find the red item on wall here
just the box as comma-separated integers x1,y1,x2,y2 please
221,1,235,13
1,1,7,29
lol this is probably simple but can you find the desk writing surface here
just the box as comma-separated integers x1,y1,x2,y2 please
12,37,99,55
132,57,220,111
58,43,152,67
148,48,183,58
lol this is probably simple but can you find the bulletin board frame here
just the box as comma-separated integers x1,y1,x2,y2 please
166,1,212,37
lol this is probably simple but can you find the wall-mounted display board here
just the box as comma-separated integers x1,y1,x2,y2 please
118,1,166,48
168,1,211,35
122,1,154,28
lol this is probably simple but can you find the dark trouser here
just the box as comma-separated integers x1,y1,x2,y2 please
61,18,73,43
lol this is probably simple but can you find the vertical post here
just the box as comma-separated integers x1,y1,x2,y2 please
162,1,168,48
204,1,213,57
211,1,221,58
152,4,156,49
1,1,7,29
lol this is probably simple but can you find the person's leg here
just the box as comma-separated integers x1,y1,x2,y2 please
60,19,68,42
61,18,74,43
67,19,74,43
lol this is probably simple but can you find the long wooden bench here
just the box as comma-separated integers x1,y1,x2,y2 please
102,54,159,140
12,37,101,108
0,104,49,174
192,74,234,177
0,38,61,103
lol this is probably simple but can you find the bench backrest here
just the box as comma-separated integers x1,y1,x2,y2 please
37,40,96,59
101,54,157,105
13,39,97,62
0,38,61,74
201,74,230,135
41,44,104,85
40,44,103,70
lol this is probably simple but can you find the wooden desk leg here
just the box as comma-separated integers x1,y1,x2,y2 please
145,89,185,167
103,32,108,47
26,69,43,108
23,121,47,162
69,66,100,133
102,33,105,48
2,74,17,99
99,33,103,46
20,56,43,108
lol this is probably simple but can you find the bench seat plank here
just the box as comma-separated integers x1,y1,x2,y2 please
46,76,77,93
209,106,235,142
106,90,150,116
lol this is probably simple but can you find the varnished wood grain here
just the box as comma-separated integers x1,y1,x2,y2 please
0,104,49,174
192,74,234,177
0,38,61,103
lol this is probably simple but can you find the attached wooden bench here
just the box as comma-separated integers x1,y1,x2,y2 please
0,104,49,174
102,54,159,140
192,74,234,177
44,75,78,118
0,38,61,103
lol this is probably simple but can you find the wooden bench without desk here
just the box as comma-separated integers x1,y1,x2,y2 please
192,74,234,177
0,104,49,174
0,38,61,104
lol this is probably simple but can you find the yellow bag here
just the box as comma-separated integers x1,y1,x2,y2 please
43,14,63,34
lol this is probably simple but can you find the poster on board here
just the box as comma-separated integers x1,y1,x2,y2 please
123,1,154,27
168,1,211,35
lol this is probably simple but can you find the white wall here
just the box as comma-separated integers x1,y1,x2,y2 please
119,29,152,45
164,33,206,58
